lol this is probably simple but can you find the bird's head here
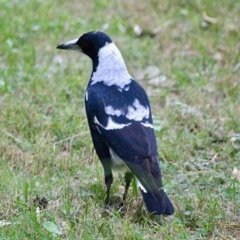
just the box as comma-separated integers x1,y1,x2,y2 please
57,31,112,60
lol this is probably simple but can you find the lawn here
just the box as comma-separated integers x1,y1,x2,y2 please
0,0,240,239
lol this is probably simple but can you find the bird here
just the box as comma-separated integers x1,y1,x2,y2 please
57,31,174,216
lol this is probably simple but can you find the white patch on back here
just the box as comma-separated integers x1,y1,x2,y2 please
91,42,132,89
126,99,149,121
85,91,88,101
105,106,123,117
104,99,150,122
94,116,131,130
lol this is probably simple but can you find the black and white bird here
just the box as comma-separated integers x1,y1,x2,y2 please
57,31,174,216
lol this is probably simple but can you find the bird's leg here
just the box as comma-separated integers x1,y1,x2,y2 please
119,172,134,208
104,174,113,208
99,157,113,208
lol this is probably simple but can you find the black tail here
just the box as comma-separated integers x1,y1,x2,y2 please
140,190,174,215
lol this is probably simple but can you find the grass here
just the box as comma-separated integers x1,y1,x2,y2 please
0,0,240,239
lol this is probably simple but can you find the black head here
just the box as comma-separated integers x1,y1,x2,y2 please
57,31,112,60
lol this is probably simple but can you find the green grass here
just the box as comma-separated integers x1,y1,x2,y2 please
1,0,240,239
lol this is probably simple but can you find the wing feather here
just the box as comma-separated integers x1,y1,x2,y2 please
86,81,164,197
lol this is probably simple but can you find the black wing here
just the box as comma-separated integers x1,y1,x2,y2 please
85,81,173,214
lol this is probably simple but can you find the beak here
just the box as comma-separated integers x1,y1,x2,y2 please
57,38,81,51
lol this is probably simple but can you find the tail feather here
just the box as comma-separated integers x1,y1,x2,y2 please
140,189,174,215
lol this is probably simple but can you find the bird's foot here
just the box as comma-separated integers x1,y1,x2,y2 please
104,204,112,210
151,214,163,226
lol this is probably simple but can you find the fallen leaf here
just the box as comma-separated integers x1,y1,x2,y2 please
0,220,11,227
135,66,161,81
232,167,240,180
213,52,223,62
118,185,125,195
43,221,62,235
133,24,157,37
133,25,142,36
230,134,240,149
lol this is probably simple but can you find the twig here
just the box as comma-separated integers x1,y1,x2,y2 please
53,132,88,150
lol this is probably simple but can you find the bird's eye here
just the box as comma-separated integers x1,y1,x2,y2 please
81,41,88,48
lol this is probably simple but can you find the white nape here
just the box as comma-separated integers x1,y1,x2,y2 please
91,42,132,89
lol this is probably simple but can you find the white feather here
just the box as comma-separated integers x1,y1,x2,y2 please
104,99,150,122
91,42,132,89
94,116,131,130
141,122,154,128
137,179,147,193
126,99,149,121
105,106,123,117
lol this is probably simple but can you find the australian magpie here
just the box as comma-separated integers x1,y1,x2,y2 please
57,31,174,215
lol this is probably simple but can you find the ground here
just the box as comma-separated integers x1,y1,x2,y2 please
0,0,240,239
